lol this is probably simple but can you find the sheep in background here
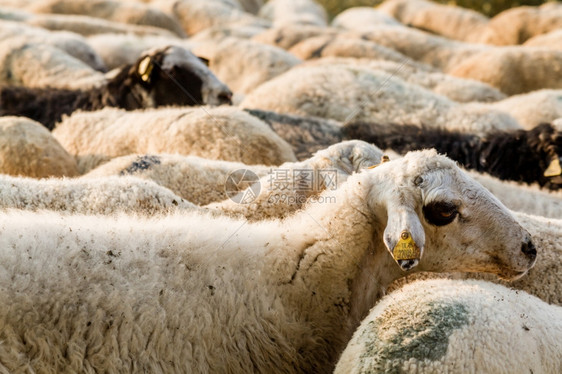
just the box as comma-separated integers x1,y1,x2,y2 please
377,0,489,41
151,0,266,36
191,37,301,95
0,38,105,90
0,45,232,130
258,0,328,27
0,175,196,215
25,0,186,37
490,89,562,129
252,24,339,50
240,64,520,134
208,140,383,220
0,150,537,373
469,3,562,45
524,29,562,49
0,117,78,178
0,19,106,71
448,47,562,95
237,0,263,14
53,106,297,170
467,171,562,219
87,34,192,71
344,121,562,189
331,7,401,30
335,279,561,374
85,154,266,206
85,141,381,207
302,57,506,103
245,108,344,160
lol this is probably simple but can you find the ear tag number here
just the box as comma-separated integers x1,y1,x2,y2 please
393,231,421,261
138,56,153,83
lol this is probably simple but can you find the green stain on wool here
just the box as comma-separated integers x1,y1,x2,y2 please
357,301,470,374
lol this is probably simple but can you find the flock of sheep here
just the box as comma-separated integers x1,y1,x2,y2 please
0,0,561,372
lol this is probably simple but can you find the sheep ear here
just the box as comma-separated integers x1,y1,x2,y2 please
137,56,154,83
383,207,425,271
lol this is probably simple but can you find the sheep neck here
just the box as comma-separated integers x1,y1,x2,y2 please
267,171,403,372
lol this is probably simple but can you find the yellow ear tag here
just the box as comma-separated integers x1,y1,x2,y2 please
544,158,562,177
138,56,153,83
393,231,421,261
367,155,391,169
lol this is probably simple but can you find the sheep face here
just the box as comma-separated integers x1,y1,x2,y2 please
130,46,232,107
369,150,536,280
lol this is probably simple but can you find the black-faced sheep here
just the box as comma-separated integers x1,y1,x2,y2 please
335,279,561,374
0,45,232,130
0,150,536,373
344,121,562,189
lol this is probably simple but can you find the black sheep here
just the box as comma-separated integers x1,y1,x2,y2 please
0,45,232,130
344,121,562,190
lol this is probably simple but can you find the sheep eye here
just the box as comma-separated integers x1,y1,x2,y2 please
423,201,458,226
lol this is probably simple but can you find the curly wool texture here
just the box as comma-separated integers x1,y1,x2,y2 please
331,7,401,31
26,0,186,37
241,64,520,134
335,279,562,374
0,116,78,178
52,106,297,167
302,57,506,103
208,140,384,220
86,154,268,206
0,151,536,373
377,0,489,41
0,174,196,215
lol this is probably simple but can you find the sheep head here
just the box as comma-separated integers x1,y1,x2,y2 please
366,150,536,280
121,45,233,108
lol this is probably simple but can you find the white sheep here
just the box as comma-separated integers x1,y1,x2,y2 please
0,174,196,215
258,0,328,27
490,89,562,129
524,29,562,49
240,64,520,134
25,0,186,37
377,0,489,41
0,116,78,178
85,140,383,208
0,150,537,373
0,19,106,71
191,37,301,95
150,0,265,36
252,24,339,50
52,106,297,171
208,140,384,220
448,47,562,95
0,37,105,90
469,3,562,45
24,13,179,38
468,171,562,219
387,212,562,306
331,6,401,31
302,57,506,103
335,279,562,374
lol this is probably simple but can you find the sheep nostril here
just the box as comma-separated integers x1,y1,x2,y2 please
521,239,537,261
